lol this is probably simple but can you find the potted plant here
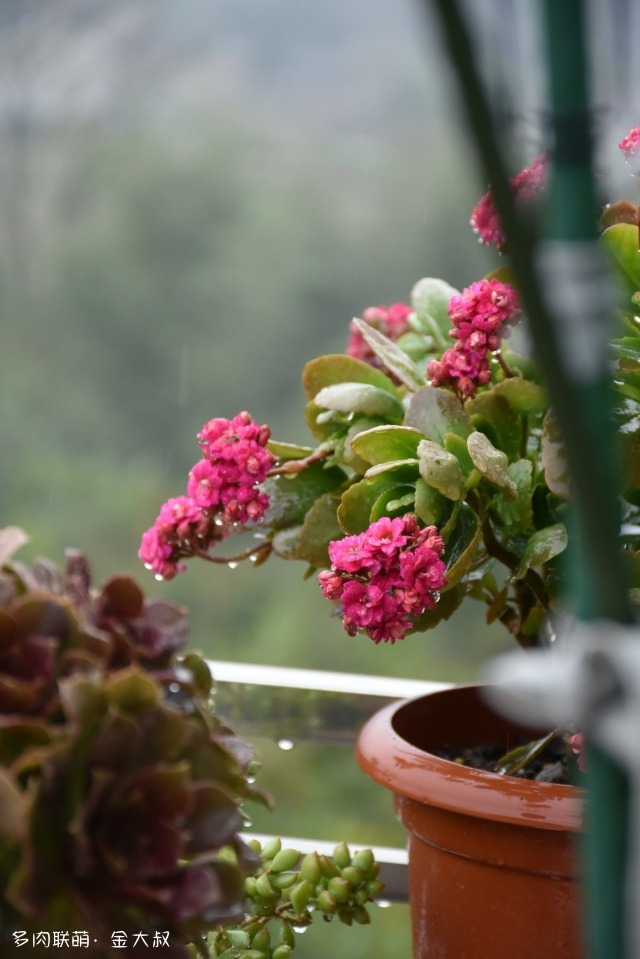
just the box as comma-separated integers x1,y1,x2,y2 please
136,127,640,958
0,529,383,959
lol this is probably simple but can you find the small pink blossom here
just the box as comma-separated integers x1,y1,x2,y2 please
319,515,447,644
619,127,640,160
139,496,211,580
428,279,521,399
347,302,412,366
189,411,276,525
471,155,547,252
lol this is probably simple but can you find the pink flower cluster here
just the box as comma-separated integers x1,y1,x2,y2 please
568,732,586,773
619,126,640,161
471,155,547,252
318,515,447,644
189,411,275,524
139,412,275,579
427,278,521,400
346,302,412,366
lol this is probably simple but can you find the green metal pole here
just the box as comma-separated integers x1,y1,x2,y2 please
422,1,632,956
541,5,630,958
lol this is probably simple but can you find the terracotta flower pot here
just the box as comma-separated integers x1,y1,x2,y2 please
356,684,584,959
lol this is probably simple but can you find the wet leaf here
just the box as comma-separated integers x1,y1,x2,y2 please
601,222,640,301
314,383,404,421
404,386,473,444
441,505,482,589
493,730,560,777
467,432,517,500
291,493,344,568
370,484,415,521
350,318,427,390
262,463,346,530
409,581,466,631
541,410,570,499
350,424,425,465
410,277,458,345
267,440,315,460
492,377,547,414
337,474,404,534
302,355,399,401
413,478,446,526
466,391,522,460
514,523,568,580
417,440,465,500
364,458,419,479
493,459,534,530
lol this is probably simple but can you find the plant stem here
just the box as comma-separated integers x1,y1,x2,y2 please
194,541,273,565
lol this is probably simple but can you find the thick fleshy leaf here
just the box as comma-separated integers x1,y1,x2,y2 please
492,377,548,414
493,730,559,776
417,440,465,500
541,409,570,499
364,458,419,479
601,222,640,300
104,668,160,712
262,463,346,530
98,576,144,619
414,478,446,526
184,783,243,853
441,505,482,589
410,277,458,345
342,416,388,473
405,386,473,445
350,318,427,390
13,595,77,644
493,460,534,530
350,424,425,466
267,439,315,460
409,581,466,632
514,523,568,580
337,474,404,534
467,432,517,500
314,382,404,421
291,493,344,568
370,485,415,521
302,354,399,401
466,391,522,461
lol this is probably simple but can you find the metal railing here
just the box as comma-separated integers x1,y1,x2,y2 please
209,659,452,903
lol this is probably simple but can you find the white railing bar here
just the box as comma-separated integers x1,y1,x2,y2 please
209,660,451,699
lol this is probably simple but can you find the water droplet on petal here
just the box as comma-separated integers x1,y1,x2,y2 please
293,925,308,934
228,561,239,570
155,574,164,581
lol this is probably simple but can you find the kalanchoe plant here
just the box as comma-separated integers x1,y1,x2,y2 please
140,127,640,781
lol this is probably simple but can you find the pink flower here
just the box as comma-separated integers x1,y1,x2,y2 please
346,302,412,366
619,127,640,160
428,279,520,399
139,496,211,580
319,515,447,644
471,155,547,252
189,411,276,525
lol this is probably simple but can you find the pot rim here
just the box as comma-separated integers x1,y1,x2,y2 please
356,683,583,831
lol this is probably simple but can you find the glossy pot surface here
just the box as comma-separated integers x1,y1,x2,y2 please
356,684,584,959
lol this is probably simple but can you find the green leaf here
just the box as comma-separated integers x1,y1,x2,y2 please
350,424,426,465
350,318,427,390
441,504,482,589
370,485,415,521
443,432,476,476
302,355,399,401
404,386,473,444
410,277,458,346
414,478,446,526
314,383,404,421
493,730,560,777
466,391,522,461
337,474,403,534
417,440,465,500
467,432,517,500
409,581,466,632
342,416,388,473
364,458,419,479
291,493,344,568
601,223,640,300
493,460,534,530
514,523,568,580
492,377,548,414
262,463,346,530
540,410,570,499
267,440,315,460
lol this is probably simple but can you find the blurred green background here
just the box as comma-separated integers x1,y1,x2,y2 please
0,1,511,954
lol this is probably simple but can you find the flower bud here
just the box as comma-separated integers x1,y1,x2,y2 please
261,837,282,861
340,866,363,886
256,872,279,899
289,879,311,915
332,842,351,870
250,928,271,953
269,870,298,890
278,921,295,948
328,877,351,903
272,947,293,959
352,849,374,875
247,838,262,855
365,878,385,898
270,848,301,873
300,851,323,885
317,890,338,915
354,904,371,925
244,876,258,898
319,855,339,879
227,930,250,950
